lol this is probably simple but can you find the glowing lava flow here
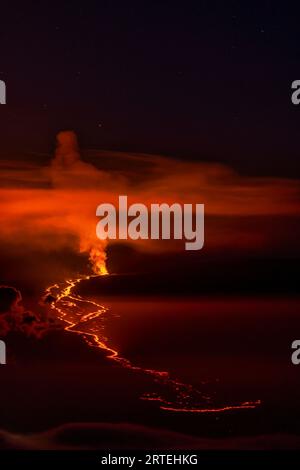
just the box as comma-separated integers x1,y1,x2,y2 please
44,274,261,414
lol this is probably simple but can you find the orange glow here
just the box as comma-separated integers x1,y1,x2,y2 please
87,246,108,275
159,400,262,413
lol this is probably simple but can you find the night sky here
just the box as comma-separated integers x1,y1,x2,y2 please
0,1,300,176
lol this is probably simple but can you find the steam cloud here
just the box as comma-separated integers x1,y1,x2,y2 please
0,129,299,275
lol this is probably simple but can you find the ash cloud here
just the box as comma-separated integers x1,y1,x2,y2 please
0,130,299,272
0,285,52,338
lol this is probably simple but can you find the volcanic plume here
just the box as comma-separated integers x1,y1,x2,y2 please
0,130,299,280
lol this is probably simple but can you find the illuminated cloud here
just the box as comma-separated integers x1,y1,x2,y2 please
0,285,51,337
0,130,299,273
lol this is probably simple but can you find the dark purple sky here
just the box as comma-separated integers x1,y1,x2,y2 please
0,1,299,177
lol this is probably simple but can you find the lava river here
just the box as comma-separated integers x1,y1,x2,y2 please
44,274,261,414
